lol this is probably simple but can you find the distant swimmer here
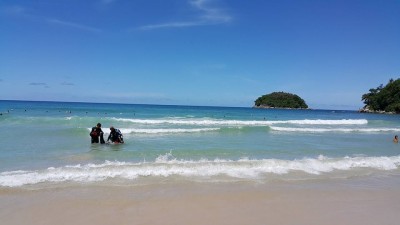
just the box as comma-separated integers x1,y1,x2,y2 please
90,123,105,144
394,135,399,143
107,126,124,144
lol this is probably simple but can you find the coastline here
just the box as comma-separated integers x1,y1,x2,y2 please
1,177,400,225
358,108,397,115
1,101,400,225
252,105,310,110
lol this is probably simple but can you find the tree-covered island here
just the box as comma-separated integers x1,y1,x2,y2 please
254,92,309,109
361,78,400,114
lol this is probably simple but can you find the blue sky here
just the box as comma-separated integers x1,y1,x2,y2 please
0,0,399,109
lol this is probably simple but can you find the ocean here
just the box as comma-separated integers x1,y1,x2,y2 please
1,100,399,188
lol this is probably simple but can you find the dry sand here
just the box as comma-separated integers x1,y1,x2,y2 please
1,181,399,225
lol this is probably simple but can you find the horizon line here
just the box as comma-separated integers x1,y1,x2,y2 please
0,99,360,111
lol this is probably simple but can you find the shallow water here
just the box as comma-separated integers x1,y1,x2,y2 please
0,100,399,187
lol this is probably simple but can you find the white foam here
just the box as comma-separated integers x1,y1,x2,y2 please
1,155,399,187
270,127,400,133
112,118,368,126
120,128,220,134
87,128,220,134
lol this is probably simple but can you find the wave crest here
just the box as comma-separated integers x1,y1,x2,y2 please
1,155,399,187
270,127,400,133
112,118,368,126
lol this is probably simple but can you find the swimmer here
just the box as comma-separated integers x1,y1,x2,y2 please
394,135,398,143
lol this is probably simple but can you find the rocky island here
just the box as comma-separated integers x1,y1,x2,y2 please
254,92,309,109
360,78,400,114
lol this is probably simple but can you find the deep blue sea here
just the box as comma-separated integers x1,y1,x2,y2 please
1,100,400,187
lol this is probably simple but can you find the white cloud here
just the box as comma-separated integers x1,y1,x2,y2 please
47,19,101,33
190,0,231,23
2,5,101,33
139,0,232,30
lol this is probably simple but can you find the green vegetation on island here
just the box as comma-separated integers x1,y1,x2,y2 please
361,78,400,114
254,92,308,109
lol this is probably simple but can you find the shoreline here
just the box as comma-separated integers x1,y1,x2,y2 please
1,177,400,225
358,108,397,115
253,105,310,110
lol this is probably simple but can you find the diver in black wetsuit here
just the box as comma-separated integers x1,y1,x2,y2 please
107,126,124,144
90,123,105,144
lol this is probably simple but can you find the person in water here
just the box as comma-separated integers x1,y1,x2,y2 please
394,135,399,143
107,126,124,144
90,123,105,144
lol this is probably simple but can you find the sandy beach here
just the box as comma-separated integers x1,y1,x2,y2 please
1,102,400,225
2,0,400,223
1,177,400,225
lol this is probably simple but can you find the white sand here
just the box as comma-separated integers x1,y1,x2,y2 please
1,180,400,225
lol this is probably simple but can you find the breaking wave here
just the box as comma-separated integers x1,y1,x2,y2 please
112,118,368,126
87,127,220,134
1,154,399,187
270,127,400,133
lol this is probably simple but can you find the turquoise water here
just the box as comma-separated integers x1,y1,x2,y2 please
1,100,400,187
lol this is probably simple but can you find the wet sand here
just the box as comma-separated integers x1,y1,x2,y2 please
1,180,400,225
